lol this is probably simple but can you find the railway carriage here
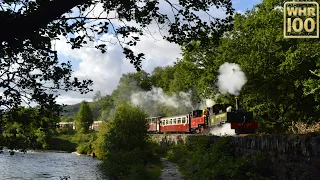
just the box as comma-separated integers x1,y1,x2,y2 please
159,114,190,133
147,116,161,133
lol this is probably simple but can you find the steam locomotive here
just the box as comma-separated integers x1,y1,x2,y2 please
146,97,258,135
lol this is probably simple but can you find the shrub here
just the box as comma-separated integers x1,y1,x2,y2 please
101,102,151,179
92,121,112,159
76,142,92,154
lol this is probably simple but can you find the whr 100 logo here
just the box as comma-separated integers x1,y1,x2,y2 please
284,1,319,38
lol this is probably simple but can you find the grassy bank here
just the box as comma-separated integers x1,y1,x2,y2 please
161,136,272,180
146,158,164,180
47,130,97,155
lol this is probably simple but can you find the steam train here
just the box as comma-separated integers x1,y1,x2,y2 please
146,98,258,135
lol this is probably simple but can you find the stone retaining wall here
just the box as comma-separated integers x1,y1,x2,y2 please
150,134,320,180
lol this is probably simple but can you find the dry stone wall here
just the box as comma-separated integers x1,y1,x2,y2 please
150,134,320,180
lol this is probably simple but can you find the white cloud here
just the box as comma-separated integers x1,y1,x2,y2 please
54,31,182,105
53,0,247,105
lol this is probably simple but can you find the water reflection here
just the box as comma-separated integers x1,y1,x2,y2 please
0,149,104,180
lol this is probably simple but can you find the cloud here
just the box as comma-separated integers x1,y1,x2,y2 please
54,0,256,105
54,31,182,104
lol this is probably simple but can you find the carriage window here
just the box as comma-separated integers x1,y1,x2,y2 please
182,117,186,123
173,118,176,124
165,119,168,125
177,118,181,124
169,119,172,125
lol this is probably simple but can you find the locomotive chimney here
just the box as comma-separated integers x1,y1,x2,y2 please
235,96,239,110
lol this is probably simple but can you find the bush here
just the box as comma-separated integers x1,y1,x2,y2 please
76,142,92,154
101,102,152,179
92,121,112,159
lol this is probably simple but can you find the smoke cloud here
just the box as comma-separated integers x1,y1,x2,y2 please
209,123,236,136
131,87,194,116
199,98,216,109
217,62,247,95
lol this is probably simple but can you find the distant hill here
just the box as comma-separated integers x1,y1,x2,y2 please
60,103,81,119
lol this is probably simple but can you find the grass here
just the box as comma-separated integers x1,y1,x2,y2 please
146,159,164,180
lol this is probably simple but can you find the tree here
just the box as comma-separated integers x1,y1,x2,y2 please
1,107,58,150
111,70,152,105
93,91,102,102
92,121,112,159
181,0,320,133
1,0,234,69
101,102,153,179
150,66,175,93
75,101,93,133
0,0,235,115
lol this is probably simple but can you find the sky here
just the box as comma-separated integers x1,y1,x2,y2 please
54,0,262,105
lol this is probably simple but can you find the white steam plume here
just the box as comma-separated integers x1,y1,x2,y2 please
206,99,215,107
199,99,216,109
217,62,247,95
210,123,236,136
131,87,194,116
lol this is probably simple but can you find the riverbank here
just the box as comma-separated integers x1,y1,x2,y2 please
160,158,183,180
47,131,98,155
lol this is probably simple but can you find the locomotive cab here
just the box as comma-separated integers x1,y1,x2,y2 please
208,98,258,134
191,110,204,118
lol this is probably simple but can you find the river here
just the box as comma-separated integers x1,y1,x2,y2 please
0,149,105,180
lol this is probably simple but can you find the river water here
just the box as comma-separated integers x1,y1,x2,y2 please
0,149,105,180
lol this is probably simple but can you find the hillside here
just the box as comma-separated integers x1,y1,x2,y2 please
60,103,81,119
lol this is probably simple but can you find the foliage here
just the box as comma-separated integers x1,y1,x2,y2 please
55,0,320,135
47,131,97,153
111,71,152,105
166,136,272,180
48,135,78,152
93,91,103,102
75,101,93,133
60,94,114,122
0,0,234,71
289,121,320,134
0,0,234,147
1,107,58,150
101,102,157,179
151,66,175,93
145,158,164,180
72,131,97,154
92,121,112,159
180,0,320,133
